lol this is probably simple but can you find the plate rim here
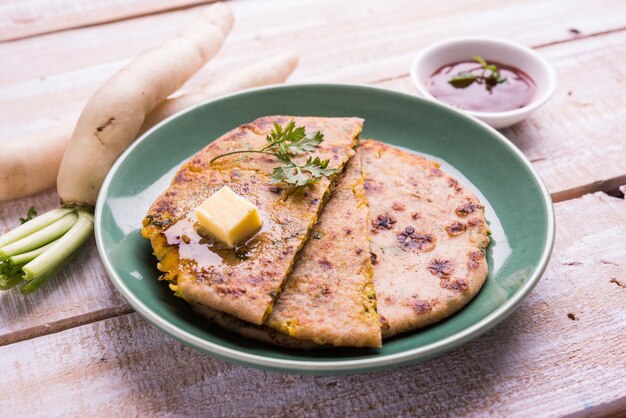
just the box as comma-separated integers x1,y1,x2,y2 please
94,82,555,373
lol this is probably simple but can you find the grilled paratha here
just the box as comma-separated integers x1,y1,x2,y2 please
361,140,490,337
142,116,363,325
192,150,381,348
190,140,490,347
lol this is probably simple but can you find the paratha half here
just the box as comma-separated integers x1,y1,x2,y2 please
361,140,490,337
193,149,381,348
142,116,363,325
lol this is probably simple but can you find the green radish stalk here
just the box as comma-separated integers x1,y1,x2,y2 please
0,213,77,259
9,241,56,265
0,207,72,247
21,211,94,294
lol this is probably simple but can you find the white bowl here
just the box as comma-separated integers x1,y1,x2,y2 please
410,37,557,129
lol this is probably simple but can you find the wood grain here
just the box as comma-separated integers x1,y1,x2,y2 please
0,1,625,415
1,190,625,417
0,0,215,42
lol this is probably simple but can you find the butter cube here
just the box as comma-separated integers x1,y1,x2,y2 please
194,186,262,248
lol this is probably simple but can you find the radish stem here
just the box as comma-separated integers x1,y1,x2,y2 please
8,241,56,265
0,207,73,248
0,213,77,259
22,210,93,285
21,257,71,295
21,259,69,295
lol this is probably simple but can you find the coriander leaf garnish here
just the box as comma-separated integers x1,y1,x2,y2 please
211,121,336,186
286,131,324,155
264,120,306,156
271,156,335,187
19,206,37,224
448,55,508,90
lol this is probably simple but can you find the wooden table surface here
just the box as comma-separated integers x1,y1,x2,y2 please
1,1,625,416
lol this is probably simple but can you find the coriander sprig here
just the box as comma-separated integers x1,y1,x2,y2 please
271,156,336,187
449,55,508,89
211,120,336,186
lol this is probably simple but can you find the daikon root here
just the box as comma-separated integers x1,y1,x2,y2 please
0,121,73,202
140,52,299,134
57,2,233,208
0,53,298,202
0,4,302,295
0,52,298,202
0,3,233,294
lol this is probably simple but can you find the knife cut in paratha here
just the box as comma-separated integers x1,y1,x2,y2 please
192,149,382,348
361,140,490,337
142,116,363,325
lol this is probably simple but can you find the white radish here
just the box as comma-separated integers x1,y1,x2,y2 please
0,4,234,294
0,52,299,202
0,121,73,202
57,2,233,208
140,52,299,134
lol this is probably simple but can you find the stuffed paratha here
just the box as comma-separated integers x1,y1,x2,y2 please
142,116,363,325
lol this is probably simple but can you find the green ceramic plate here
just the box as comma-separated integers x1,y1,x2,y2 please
95,84,554,374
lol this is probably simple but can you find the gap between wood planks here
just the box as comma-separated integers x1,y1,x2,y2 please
533,25,626,49
0,304,133,347
551,177,626,203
